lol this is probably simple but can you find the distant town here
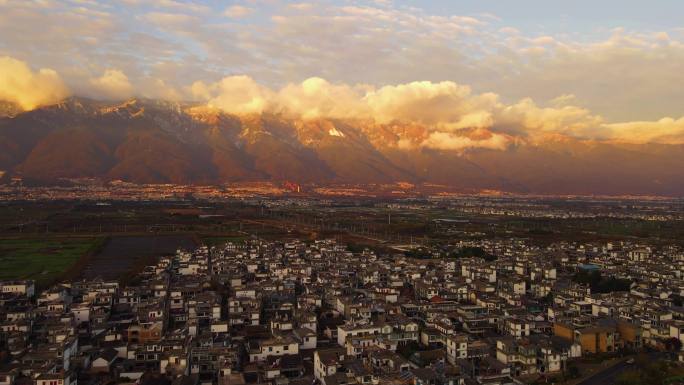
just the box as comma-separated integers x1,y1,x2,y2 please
1,179,683,221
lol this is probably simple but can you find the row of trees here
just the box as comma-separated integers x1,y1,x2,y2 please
404,246,497,261
572,269,632,293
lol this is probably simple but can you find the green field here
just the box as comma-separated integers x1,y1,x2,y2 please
0,237,99,283
201,235,249,246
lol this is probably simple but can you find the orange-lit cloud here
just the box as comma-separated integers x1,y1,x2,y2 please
189,74,684,149
277,78,370,120
495,98,603,138
89,69,134,100
418,130,512,152
191,75,274,115
4,53,684,151
0,56,70,110
1,1,683,123
604,117,684,144
364,81,498,130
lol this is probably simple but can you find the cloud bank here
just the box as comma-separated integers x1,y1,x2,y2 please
605,117,684,145
1,54,683,151
0,56,70,110
191,74,684,149
89,69,134,100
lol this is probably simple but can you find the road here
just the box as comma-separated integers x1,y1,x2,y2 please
577,353,668,385
576,360,630,385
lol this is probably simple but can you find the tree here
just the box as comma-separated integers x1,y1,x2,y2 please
572,269,631,293
616,370,643,385
665,337,682,352
641,360,667,385
405,247,431,259
566,364,580,379
616,359,670,385
397,341,420,360
449,246,497,261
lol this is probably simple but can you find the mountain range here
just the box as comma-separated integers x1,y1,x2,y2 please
1,97,683,196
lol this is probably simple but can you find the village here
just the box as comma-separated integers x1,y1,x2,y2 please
2,235,684,385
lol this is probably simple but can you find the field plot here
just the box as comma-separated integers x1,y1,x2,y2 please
201,233,250,246
81,235,197,280
0,237,98,283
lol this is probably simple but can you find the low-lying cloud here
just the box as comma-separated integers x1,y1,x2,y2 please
191,75,273,115
604,117,684,145
0,56,70,110
418,130,512,152
2,55,683,150
89,69,134,100
192,74,684,149
364,81,498,130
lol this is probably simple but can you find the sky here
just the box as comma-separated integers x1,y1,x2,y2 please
0,0,683,147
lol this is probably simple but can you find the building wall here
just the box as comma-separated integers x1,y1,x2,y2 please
553,323,574,342
578,333,598,354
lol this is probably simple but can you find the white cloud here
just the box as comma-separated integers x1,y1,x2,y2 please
192,76,613,149
364,81,498,130
138,78,182,100
485,28,684,121
157,0,210,14
276,77,369,120
603,117,684,144
224,5,253,18
420,130,511,151
89,69,134,100
192,75,274,115
496,98,603,138
499,26,519,35
142,11,198,25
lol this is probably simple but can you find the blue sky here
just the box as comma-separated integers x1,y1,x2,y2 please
399,0,682,32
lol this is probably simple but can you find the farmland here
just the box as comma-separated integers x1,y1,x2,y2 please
0,236,101,285
0,198,682,285
0,234,198,285
81,235,198,280
200,234,250,246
